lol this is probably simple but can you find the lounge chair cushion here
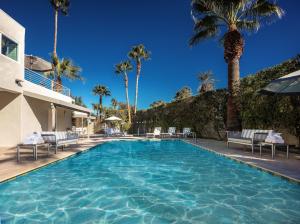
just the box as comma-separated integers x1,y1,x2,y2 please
228,137,252,145
241,129,271,139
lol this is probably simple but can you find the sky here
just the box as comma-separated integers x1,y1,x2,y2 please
1,0,300,110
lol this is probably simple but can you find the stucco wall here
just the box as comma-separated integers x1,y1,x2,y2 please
0,94,74,147
21,96,51,141
0,91,22,147
0,10,25,93
56,107,72,131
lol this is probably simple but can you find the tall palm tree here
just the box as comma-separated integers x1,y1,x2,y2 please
111,98,118,110
92,85,111,120
50,0,70,57
190,0,283,130
47,55,83,93
128,44,150,115
115,61,133,124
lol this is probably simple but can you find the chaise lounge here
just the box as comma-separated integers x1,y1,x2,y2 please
226,129,271,154
146,127,161,138
41,131,79,154
177,127,196,139
160,127,176,138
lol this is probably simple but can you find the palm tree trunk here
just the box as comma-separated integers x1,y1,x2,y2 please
134,61,141,115
53,10,58,57
99,96,103,120
227,59,241,130
55,76,62,93
124,74,132,124
224,27,244,131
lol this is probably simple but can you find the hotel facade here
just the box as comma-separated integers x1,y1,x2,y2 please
0,10,91,148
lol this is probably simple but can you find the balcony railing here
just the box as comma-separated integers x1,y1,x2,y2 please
25,68,71,97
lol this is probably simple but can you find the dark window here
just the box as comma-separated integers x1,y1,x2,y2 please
1,35,18,61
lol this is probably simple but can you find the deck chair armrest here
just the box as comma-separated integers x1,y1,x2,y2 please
253,132,269,142
41,134,57,143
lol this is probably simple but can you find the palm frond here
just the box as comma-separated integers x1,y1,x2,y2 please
236,19,260,31
193,15,219,31
128,44,151,61
50,55,83,82
242,0,284,20
190,26,219,46
190,0,284,46
50,0,70,15
93,85,111,96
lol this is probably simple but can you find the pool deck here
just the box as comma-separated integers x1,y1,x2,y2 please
0,137,300,183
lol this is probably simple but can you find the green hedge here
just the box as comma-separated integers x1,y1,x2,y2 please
133,55,300,142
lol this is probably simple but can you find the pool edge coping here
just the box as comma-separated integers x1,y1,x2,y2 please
183,139,300,185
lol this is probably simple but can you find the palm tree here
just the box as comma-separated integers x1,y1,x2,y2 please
50,0,70,57
128,44,150,115
92,85,111,120
174,86,192,101
92,103,100,117
198,70,215,94
111,98,118,110
115,61,133,124
74,96,86,107
190,0,283,130
150,100,166,108
47,55,83,93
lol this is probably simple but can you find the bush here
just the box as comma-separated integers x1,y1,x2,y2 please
133,55,300,143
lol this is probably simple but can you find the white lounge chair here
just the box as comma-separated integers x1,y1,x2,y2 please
161,127,176,138
227,129,272,154
105,128,125,137
146,127,161,138
41,131,79,154
177,128,194,138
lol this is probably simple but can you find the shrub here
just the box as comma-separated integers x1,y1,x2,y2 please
133,55,300,144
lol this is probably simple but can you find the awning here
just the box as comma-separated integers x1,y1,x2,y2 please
23,91,91,114
25,55,53,72
73,111,88,118
260,70,300,96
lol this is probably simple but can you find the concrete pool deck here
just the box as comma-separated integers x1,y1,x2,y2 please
0,137,300,183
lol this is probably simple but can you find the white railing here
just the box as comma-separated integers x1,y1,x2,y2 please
25,69,71,97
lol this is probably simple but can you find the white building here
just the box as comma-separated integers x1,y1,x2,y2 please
0,9,91,148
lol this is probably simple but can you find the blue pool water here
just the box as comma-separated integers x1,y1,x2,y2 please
0,140,300,223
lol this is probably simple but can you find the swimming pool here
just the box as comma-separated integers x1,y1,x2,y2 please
0,140,300,223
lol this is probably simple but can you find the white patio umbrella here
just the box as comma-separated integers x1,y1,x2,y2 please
105,116,122,121
260,70,300,95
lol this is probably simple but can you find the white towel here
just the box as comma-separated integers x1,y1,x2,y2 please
265,131,284,144
23,133,44,145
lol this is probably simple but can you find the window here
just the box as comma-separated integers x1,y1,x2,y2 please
1,35,18,61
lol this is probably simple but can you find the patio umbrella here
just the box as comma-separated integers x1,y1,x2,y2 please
105,116,122,121
25,55,53,72
260,70,300,95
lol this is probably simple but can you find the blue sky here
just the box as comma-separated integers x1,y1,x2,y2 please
1,0,300,110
